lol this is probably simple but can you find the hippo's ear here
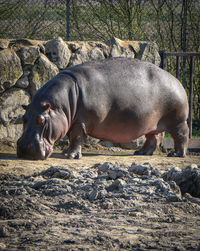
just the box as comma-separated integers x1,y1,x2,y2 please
22,105,28,110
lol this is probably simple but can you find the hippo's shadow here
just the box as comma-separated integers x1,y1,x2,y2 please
51,152,133,159
0,152,133,161
0,152,17,160
82,152,133,157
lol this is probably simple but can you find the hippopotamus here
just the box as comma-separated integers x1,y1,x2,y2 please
17,57,189,160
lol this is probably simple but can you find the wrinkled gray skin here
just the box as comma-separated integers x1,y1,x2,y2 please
17,57,189,160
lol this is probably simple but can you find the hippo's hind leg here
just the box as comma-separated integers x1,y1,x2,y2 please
167,121,189,157
63,123,86,159
134,132,164,156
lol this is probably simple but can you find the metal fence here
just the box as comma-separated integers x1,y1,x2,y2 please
160,51,200,138
0,0,199,51
0,0,200,128
0,0,68,40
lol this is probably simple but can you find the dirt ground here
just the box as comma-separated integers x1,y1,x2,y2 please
0,142,200,176
0,142,200,250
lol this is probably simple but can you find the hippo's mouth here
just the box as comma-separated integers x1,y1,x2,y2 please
17,137,54,160
38,139,53,160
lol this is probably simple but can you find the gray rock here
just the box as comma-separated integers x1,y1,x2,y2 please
99,141,115,147
45,37,71,69
88,188,98,201
0,88,30,140
0,49,23,93
106,179,125,192
98,162,129,180
17,46,40,65
118,136,145,150
0,88,30,126
162,166,182,181
30,54,59,95
129,163,152,176
137,42,161,66
69,43,105,66
0,39,9,49
162,165,200,197
0,123,24,141
108,168,128,180
0,37,161,143
15,71,30,88
88,47,105,61
98,162,115,174
38,166,74,180
0,226,8,237
79,169,97,179
106,37,136,58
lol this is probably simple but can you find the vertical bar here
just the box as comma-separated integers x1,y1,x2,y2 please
66,0,70,41
188,56,194,138
176,56,180,80
160,51,167,70
182,0,187,87
182,0,187,52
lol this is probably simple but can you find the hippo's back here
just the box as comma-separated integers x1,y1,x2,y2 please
64,58,188,142
70,57,187,115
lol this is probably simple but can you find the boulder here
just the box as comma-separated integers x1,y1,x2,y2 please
0,88,30,140
106,37,136,58
106,37,160,66
137,42,161,66
30,54,59,96
45,37,71,70
0,123,24,141
69,42,106,66
162,164,200,197
88,41,110,58
0,39,9,49
17,46,40,66
0,49,23,93
118,136,146,150
15,71,30,88
0,37,161,142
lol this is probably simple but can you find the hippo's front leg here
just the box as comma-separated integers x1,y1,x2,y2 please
63,123,86,159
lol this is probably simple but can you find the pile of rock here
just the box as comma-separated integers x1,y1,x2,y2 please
1,162,200,250
0,37,160,141
1,162,199,220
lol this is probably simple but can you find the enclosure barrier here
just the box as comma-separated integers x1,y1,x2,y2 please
160,51,200,139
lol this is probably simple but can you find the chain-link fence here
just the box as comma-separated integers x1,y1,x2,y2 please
0,0,199,51
0,0,200,124
0,0,68,40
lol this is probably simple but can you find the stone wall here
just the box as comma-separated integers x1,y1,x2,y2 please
0,37,160,142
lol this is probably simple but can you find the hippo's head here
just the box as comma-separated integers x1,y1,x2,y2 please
17,101,68,160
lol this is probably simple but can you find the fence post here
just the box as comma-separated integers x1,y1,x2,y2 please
176,56,180,80
66,0,71,41
182,0,187,88
188,56,194,138
160,51,167,70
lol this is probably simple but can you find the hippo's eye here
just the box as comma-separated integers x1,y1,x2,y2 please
36,115,45,126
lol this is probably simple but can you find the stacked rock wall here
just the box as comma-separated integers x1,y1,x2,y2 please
0,37,160,142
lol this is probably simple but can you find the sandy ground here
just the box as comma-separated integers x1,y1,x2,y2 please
0,142,200,176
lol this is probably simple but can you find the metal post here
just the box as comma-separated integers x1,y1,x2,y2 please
182,0,187,88
160,51,167,70
66,0,70,41
176,56,180,80
188,56,194,138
